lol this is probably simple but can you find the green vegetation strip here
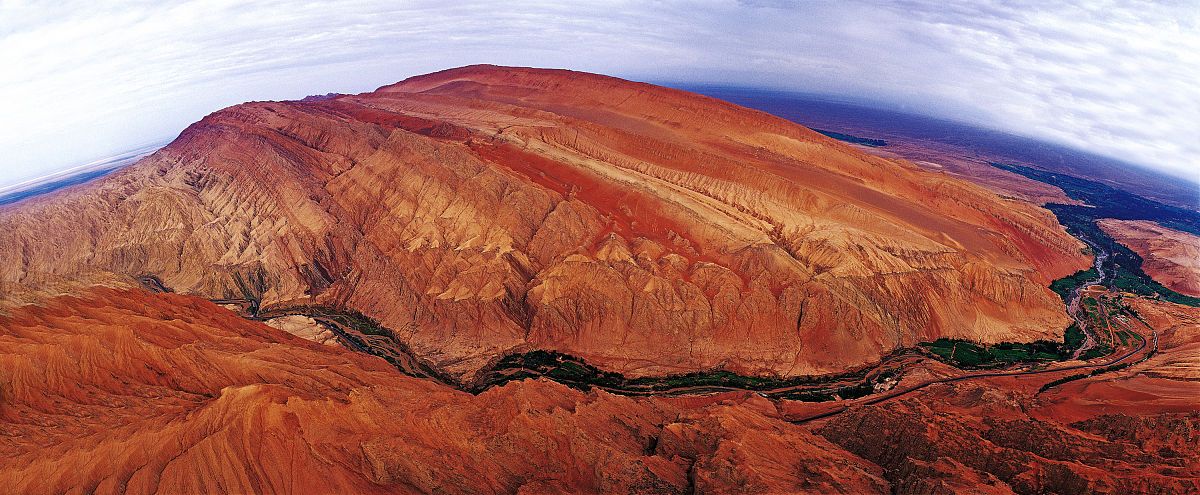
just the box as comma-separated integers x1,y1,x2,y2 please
252,307,901,402
1079,344,1114,361
1038,362,1131,394
473,349,885,401
989,161,1200,307
478,337,1089,403
255,306,447,382
297,306,393,336
918,329,1078,369
1064,323,1085,350
1050,267,1098,302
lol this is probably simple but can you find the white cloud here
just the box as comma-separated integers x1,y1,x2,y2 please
0,0,1196,186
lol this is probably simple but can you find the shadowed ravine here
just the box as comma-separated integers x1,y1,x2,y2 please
149,269,1153,411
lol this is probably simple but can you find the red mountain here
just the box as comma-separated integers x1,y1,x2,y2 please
6,66,1193,493
0,65,1086,382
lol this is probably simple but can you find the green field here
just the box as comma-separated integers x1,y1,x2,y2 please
1050,267,1099,302
1079,344,1114,361
919,333,1073,368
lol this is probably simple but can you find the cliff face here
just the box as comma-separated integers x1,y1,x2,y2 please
0,65,1087,379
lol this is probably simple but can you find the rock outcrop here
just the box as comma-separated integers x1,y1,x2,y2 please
0,65,1088,381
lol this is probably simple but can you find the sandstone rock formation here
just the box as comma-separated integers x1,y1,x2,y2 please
0,65,1088,382
5,64,1200,493
264,314,340,346
817,296,1200,494
816,381,1200,494
0,288,893,494
1098,219,1200,298
2,288,1195,494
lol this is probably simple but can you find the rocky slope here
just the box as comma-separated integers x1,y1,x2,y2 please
0,65,1087,382
0,288,894,494
3,288,1196,494
6,65,1199,493
816,381,1200,494
818,296,1200,494
1098,219,1200,298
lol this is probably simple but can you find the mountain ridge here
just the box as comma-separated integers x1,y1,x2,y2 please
4,65,1199,494
0,65,1088,380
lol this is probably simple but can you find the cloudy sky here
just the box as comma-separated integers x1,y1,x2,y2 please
1,0,1197,187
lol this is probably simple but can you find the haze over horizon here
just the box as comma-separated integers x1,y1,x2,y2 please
2,0,1197,188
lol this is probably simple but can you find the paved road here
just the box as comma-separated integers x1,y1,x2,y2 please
791,317,1157,425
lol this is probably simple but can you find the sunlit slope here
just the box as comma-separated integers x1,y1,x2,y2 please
0,65,1087,378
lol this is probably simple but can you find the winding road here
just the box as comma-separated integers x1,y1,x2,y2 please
791,299,1159,425
138,266,1155,425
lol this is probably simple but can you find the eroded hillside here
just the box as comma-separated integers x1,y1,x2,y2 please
3,65,1196,495
0,65,1087,381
